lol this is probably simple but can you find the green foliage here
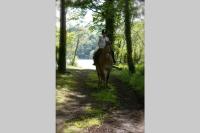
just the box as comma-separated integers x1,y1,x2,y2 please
112,64,144,96
66,31,76,60
65,0,92,8
76,33,98,59
91,88,117,105
86,72,119,106
132,21,144,64
89,13,105,32
69,56,78,66
113,21,144,65
56,0,145,71
62,19,98,61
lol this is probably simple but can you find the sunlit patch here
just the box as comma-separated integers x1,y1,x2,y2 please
63,105,106,132
64,117,103,132
56,90,67,104
68,92,86,98
84,106,104,117
56,72,78,109
56,73,77,91
76,94,86,98
66,65,83,70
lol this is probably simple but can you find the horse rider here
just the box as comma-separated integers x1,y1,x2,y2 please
93,30,116,65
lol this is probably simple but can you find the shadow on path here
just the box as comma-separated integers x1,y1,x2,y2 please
56,68,144,133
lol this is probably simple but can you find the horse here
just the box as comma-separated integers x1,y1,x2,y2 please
95,43,113,88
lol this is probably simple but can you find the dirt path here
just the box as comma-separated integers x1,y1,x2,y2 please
56,69,144,133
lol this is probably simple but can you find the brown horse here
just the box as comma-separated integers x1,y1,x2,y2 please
95,43,113,88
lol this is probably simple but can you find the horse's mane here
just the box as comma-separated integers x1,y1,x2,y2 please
103,42,111,54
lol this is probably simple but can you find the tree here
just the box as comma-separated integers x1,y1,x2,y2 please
104,0,115,44
124,0,135,73
71,34,80,66
58,0,67,73
132,22,144,64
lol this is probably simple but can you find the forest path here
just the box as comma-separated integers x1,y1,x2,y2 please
56,68,144,133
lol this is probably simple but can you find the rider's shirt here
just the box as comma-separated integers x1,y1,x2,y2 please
98,36,109,48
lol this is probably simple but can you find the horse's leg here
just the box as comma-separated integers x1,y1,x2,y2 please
106,71,110,88
96,65,101,88
99,65,104,88
99,65,105,88
103,69,107,88
97,72,100,88
98,72,102,88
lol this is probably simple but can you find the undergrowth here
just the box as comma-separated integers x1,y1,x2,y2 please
112,64,144,97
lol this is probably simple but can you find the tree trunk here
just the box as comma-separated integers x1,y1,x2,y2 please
58,0,67,73
105,0,115,45
72,35,80,66
124,0,135,73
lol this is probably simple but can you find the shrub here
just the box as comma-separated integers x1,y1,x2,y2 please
112,64,144,97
